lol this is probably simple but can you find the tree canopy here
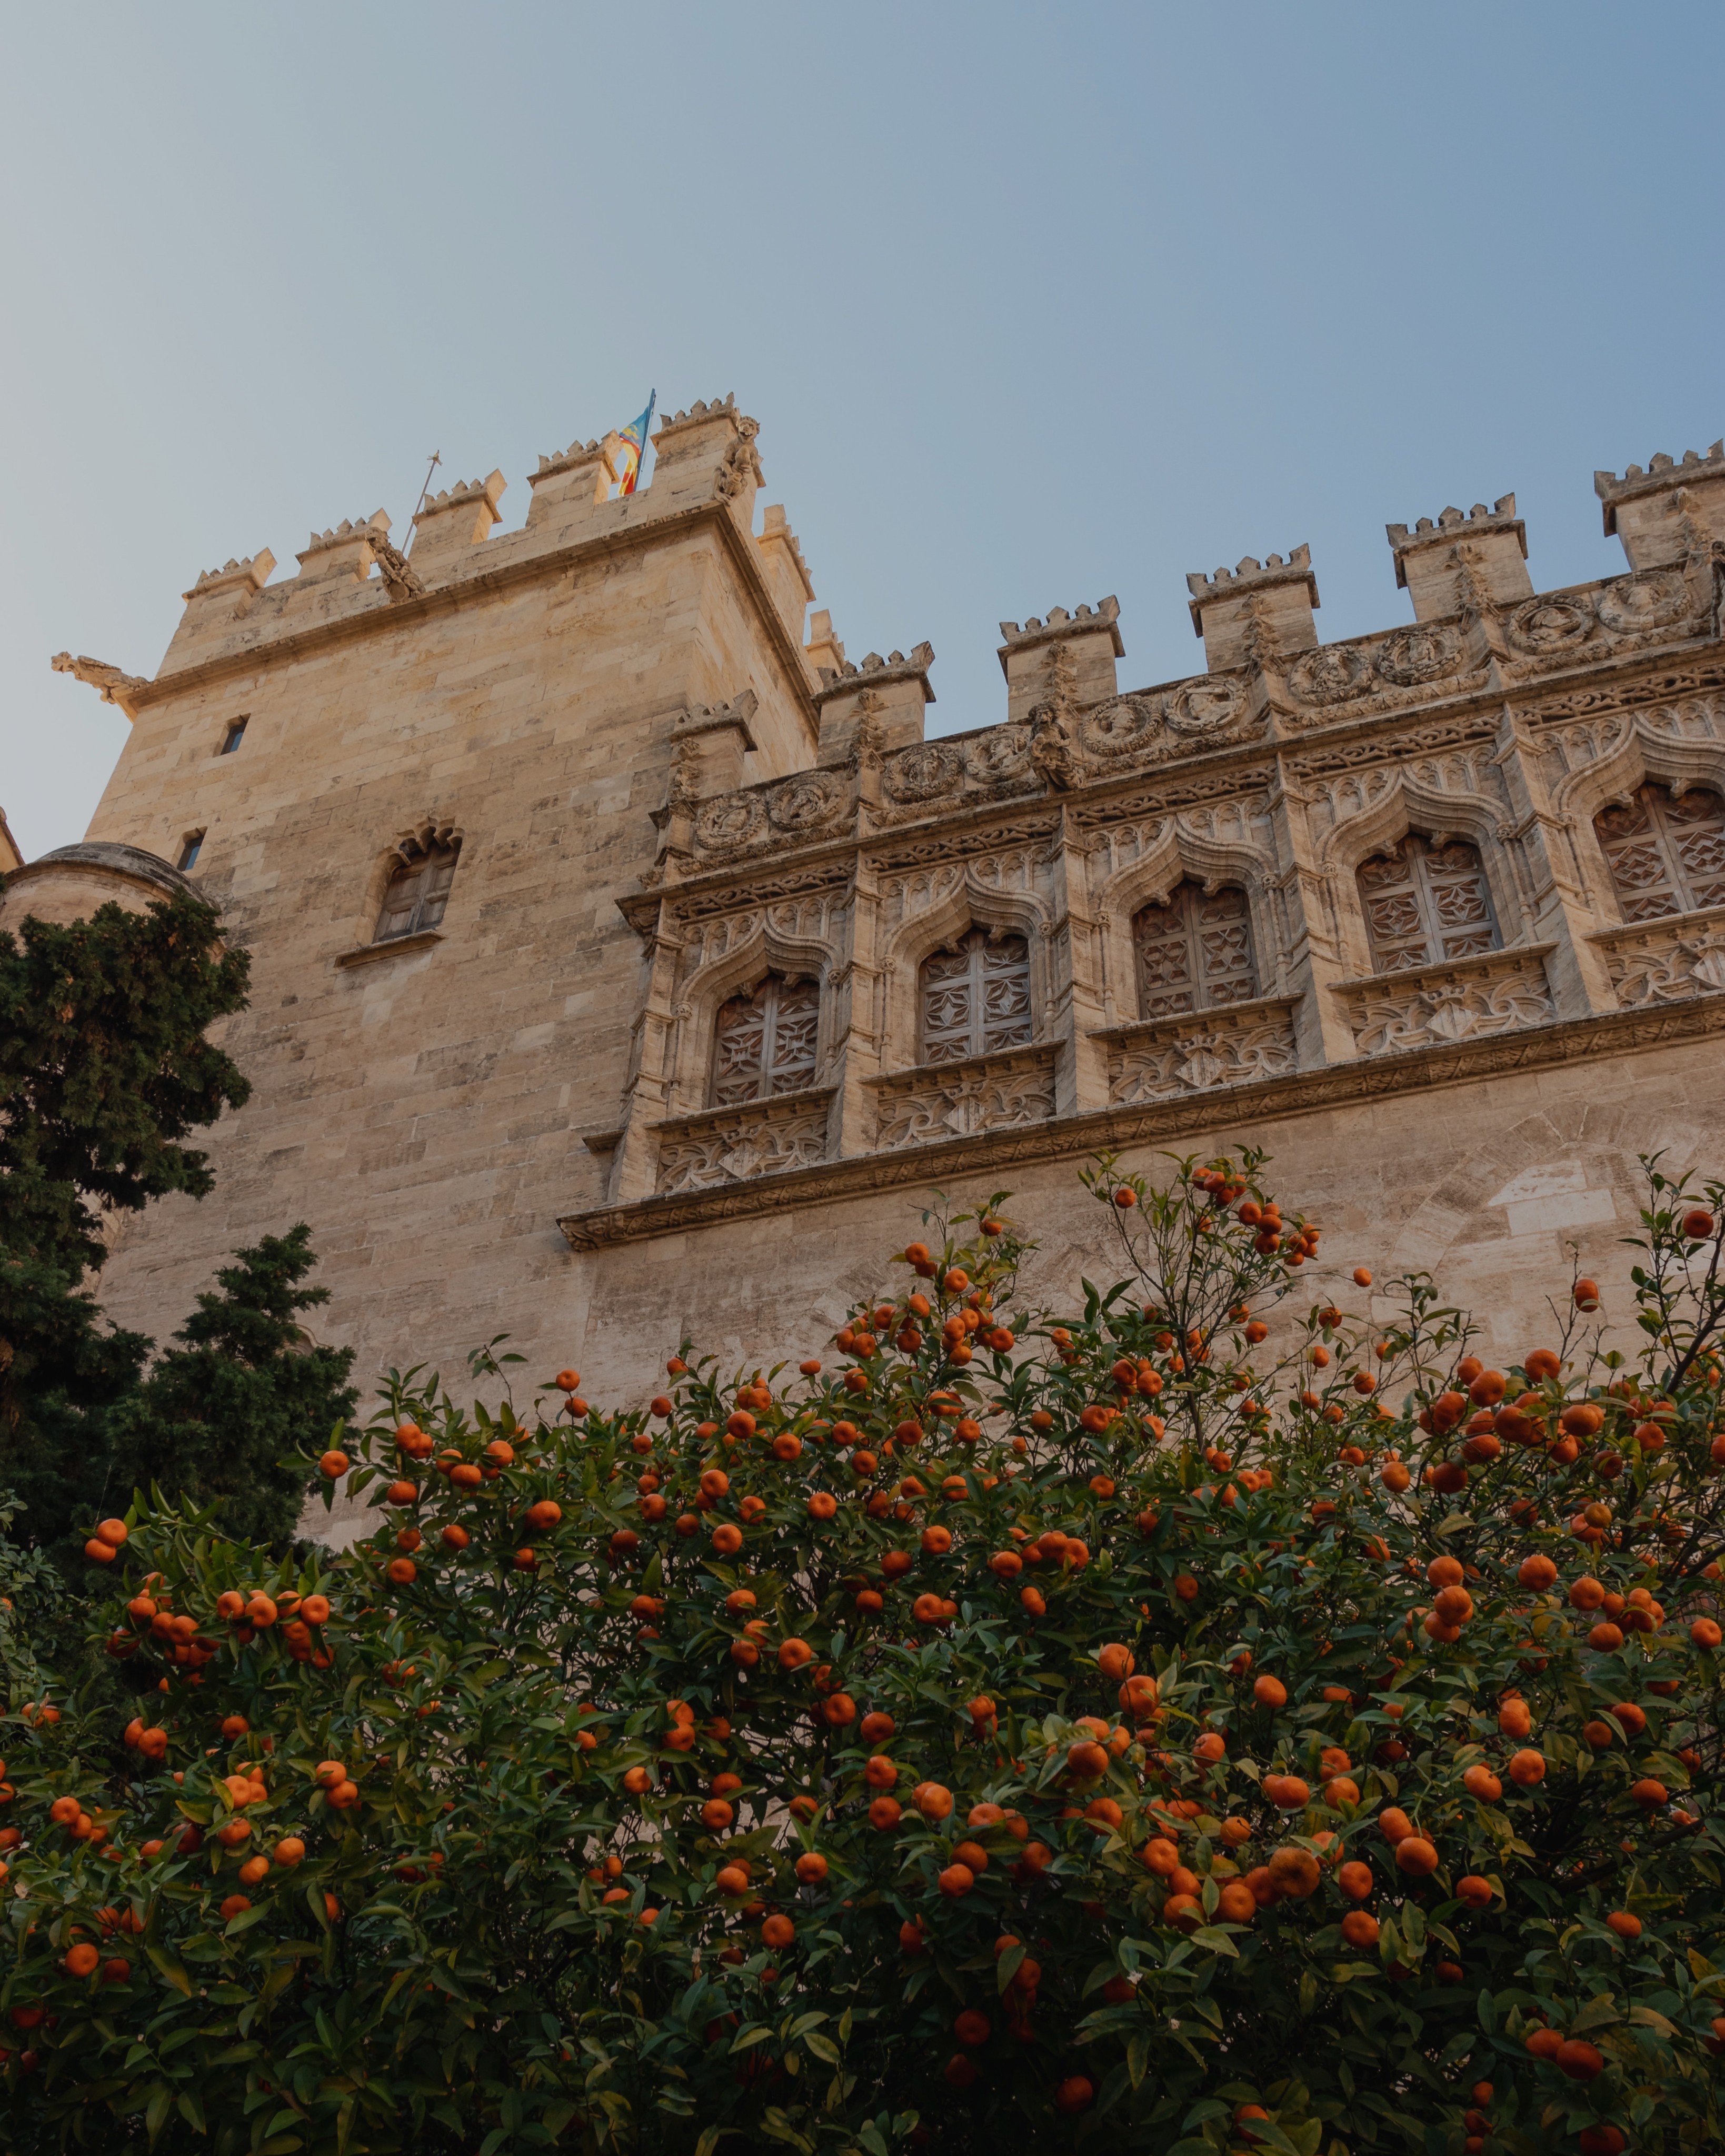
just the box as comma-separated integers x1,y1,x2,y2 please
2,1153,1722,2156
0,889,252,1549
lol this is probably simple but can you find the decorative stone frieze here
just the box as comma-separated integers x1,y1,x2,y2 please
654,1087,835,1194
1334,946,1556,1058
1095,994,1300,1104
868,1044,1058,1150
1589,905,1725,1007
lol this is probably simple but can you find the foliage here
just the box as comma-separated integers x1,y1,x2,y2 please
0,889,252,1553
2,1155,1723,2156
102,1225,356,1553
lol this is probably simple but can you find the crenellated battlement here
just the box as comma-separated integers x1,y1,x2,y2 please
1386,497,1530,622
1186,547,1319,672
183,553,275,603
56,404,1725,772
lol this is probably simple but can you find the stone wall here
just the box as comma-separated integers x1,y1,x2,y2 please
26,413,1725,1479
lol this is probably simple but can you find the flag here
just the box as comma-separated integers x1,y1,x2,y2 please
614,391,656,496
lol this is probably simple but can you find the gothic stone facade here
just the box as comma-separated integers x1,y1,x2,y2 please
22,407,1725,1460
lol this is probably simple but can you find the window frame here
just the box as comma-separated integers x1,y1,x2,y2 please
917,926,1034,1065
1593,783,1725,923
709,972,822,1106
373,837,461,944
177,831,204,872
219,718,247,755
1356,833,1501,974
1131,881,1259,1020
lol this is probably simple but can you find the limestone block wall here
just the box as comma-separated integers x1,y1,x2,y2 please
27,411,1725,1459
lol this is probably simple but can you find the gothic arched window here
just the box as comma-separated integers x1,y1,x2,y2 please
374,835,461,943
1132,882,1259,1019
1358,835,1499,973
1594,784,1725,922
919,929,1032,1064
711,974,820,1105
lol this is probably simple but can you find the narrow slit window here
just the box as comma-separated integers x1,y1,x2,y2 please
711,975,821,1105
1594,784,1725,922
919,928,1033,1064
374,836,461,943
1132,882,1259,1019
220,719,247,755
1357,835,1499,973
177,832,204,871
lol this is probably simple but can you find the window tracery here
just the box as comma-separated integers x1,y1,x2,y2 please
1594,784,1725,921
1131,881,1259,1018
711,974,821,1104
919,929,1033,1064
1358,835,1498,973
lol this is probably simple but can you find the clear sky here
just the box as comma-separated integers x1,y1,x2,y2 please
4,3,1722,856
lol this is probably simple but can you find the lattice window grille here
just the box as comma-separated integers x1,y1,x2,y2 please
1132,882,1259,1019
1594,785,1725,923
711,975,821,1105
1358,836,1499,973
919,929,1033,1065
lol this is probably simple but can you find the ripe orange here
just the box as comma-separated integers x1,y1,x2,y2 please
1267,1846,1319,1898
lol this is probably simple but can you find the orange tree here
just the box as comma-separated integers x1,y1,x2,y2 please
2,1152,1723,2156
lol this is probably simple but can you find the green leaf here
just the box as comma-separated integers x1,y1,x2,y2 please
1570,1993,1621,2035
731,2024,776,2053
805,2032,842,2064
996,1942,1027,1994
1128,2025,1151,2089
858,2123,890,2156
1629,2004,1678,2037
146,1945,192,1997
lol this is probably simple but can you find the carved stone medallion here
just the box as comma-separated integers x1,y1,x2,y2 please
1376,623,1464,687
1287,645,1374,706
768,771,847,833
1508,595,1594,655
1597,567,1690,636
1079,697,1160,761
1164,677,1242,735
883,742,964,803
693,792,767,851
963,724,1032,784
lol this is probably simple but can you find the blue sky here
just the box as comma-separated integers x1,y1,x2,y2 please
4,3,1722,855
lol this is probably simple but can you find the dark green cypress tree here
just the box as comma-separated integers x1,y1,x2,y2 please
0,887,251,1554
104,1224,356,1549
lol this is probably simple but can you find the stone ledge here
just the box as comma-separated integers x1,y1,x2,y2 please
555,989,1725,1251
334,929,444,968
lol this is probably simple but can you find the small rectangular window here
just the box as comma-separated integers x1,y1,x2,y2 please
178,832,204,871
220,719,247,755
374,837,461,943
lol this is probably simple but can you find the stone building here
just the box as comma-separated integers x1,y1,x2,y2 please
22,403,1725,1429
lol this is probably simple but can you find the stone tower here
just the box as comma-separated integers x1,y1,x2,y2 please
25,416,1725,1429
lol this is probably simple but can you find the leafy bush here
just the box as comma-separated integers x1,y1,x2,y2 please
2,1153,1722,2156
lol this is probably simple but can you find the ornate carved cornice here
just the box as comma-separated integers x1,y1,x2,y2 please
556,986,1725,1251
